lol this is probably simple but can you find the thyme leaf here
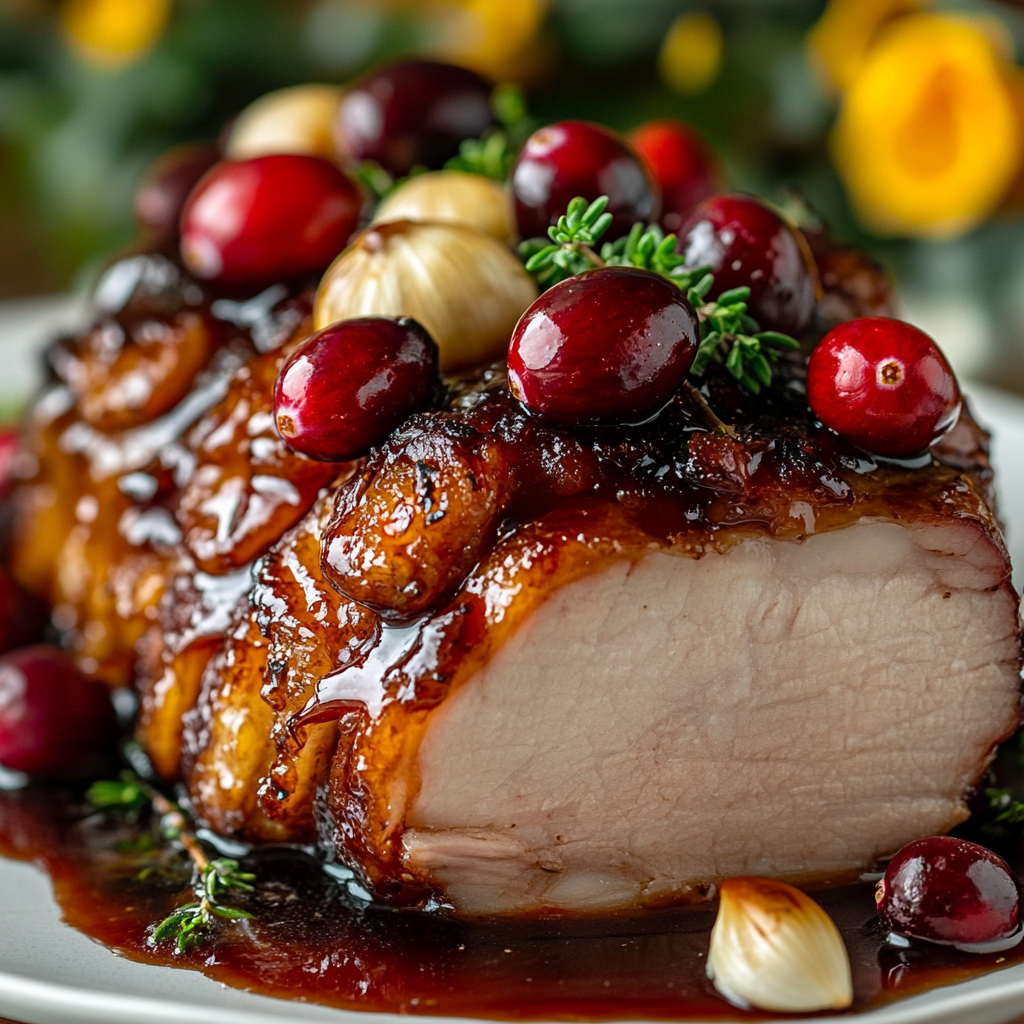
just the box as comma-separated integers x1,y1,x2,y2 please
517,196,801,397
88,774,257,952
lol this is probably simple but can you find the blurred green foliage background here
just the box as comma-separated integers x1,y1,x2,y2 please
6,0,1024,385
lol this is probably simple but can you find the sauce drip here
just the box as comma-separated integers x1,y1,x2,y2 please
2,785,1023,1021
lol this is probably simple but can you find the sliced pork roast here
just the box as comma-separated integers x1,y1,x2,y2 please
9,250,1020,918
176,372,1021,916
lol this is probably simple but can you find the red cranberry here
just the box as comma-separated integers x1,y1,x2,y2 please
508,267,699,427
336,60,495,177
876,836,1021,951
0,428,19,498
679,194,817,335
629,119,721,234
0,645,117,776
274,316,439,462
180,155,362,287
512,121,659,242
807,317,960,459
134,143,220,241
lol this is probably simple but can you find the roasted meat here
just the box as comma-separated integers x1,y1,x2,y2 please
10,242,1021,918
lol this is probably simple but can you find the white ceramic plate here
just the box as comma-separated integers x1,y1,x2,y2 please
2,301,1024,1024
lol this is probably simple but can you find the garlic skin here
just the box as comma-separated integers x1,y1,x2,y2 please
707,877,854,1013
315,220,538,372
226,84,344,161
373,171,515,243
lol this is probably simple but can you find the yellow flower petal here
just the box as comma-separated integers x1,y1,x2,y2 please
658,12,723,96
831,13,1021,238
61,0,171,68
434,0,548,81
808,0,921,93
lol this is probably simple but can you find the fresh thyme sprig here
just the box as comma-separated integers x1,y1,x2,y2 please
87,774,255,953
518,195,801,396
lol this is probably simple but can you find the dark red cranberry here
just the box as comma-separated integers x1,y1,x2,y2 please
629,119,721,234
679,194,817,335
134,143,220,242
0,428,19,498
807,317,960,459
876,836,1021,951
508,267,699,427
274,316,439,462
180,155,362,287
0,645,117,776
512,121,659,242
336,60,495,177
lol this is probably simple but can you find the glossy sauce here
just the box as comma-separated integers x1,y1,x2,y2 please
2,785,1024,1021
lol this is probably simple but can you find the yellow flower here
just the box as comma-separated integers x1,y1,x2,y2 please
809,0,921,93
658,12,723,96
61,0,171,68
433,0,548,82
831,13,1021,238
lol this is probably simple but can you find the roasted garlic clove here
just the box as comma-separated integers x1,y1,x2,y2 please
226,84,345,161
707,877,854,1013
314,219,537,372
373,171,514,243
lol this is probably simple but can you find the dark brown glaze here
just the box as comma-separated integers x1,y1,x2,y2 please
175,296,349,576
181,490,371,842
54,310,225,432
10,251,319,693
4,785,1024,1021
136,555,253,779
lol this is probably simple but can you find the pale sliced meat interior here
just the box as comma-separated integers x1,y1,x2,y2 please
403,519,1021,915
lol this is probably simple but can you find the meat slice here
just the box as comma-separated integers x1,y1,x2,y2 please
402,517,1019,914
314,490,1020,916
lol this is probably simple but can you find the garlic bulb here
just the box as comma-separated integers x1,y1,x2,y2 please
707,877,853,1013
373,171,515,243
226,84,344,161
315,220,538,372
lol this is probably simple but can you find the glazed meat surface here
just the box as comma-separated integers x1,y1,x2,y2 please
10,246,1021,919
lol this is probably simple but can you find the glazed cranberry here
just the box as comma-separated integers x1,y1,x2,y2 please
336,60,495,177
180,155,362,287
508,267,699,427
0,645,117,776
134,143,220,241
807,317,960,459
629,119,721,234
876,837,1021,951
274,316,439,462
679,194,817,335
512,121,658,242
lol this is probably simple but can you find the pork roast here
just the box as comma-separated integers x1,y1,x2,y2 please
10,250,1022,918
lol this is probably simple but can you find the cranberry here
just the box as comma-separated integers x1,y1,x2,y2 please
512,121,658,242
629,119,721,234
0,428,19,497
0,645,117,776
508,267,699,427
180,155,362,287
807,317,960,459
274,316,439,462
336,60,495,177
678,194,817,335
134,143,220,242
876,836,1021,951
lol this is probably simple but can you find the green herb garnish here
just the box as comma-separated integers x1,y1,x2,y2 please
518,195,801,397
88,774,256,953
